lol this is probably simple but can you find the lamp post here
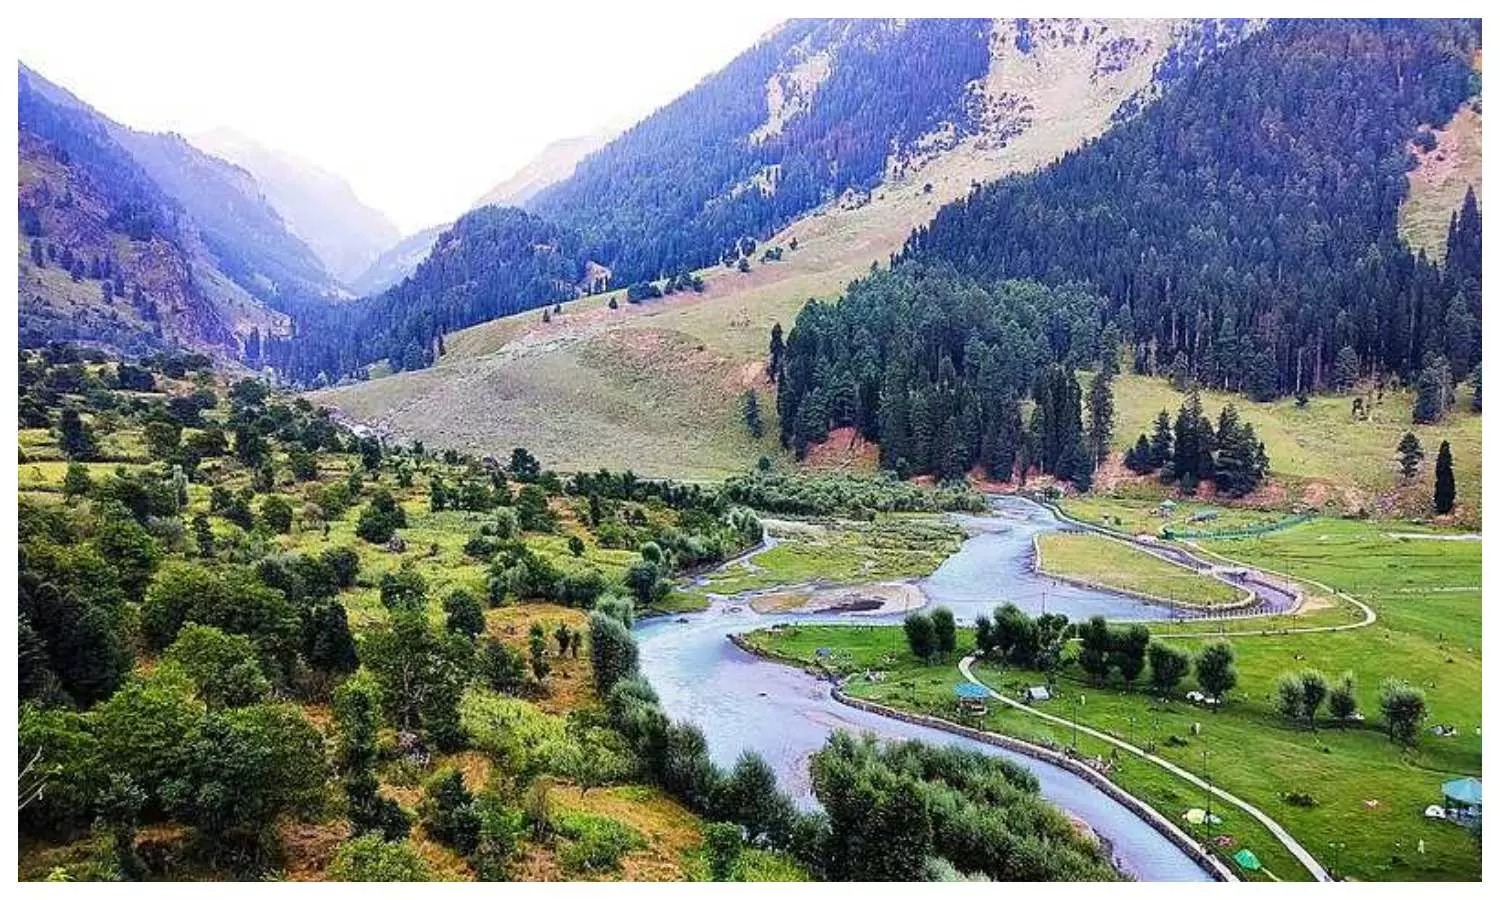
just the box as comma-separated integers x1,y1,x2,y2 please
1071,694,1079,750
1201,747,1213,840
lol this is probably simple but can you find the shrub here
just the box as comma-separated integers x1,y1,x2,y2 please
554,812,644,873
420,769,481,855
327,835,431,881
704,822,743,880
356,490,407,544
589,612,639,695
260,496,293,534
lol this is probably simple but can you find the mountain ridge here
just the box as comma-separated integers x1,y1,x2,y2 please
18,63,305,357
190,127,401,285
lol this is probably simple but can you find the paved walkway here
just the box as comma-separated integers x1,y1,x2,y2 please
957,655,1332,882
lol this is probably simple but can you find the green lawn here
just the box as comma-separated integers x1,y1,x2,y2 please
1100,373,1482,528
686,515,961,599
1035,532,1245,607
746,513,1482,882
1060,494,1292,538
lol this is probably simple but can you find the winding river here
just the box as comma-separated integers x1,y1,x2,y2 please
634,496,1217,881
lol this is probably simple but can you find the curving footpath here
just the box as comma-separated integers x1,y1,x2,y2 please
958,655,1331,882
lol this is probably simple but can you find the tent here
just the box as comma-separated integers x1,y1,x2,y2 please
1183,808,1223,826
1233,849,1262,871
1442,777,1482,808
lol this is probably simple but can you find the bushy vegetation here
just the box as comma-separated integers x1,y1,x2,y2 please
723,470,984,516
14,346,778,881
807,733,1118,881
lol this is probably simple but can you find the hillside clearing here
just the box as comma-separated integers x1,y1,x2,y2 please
1399,99,1482,262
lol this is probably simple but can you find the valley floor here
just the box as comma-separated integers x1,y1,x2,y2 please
746,509,1482,882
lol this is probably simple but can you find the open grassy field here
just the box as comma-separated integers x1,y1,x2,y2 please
747,512,1482,882
1034,532,1246,607
1097,372,1483,528
686,515,961,601
1059,492,1295,538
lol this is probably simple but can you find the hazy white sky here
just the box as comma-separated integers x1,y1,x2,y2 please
16,1,782,233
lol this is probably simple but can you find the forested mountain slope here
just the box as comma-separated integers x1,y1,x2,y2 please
347,222,448,297
265,206,594,382
473,129,617,210
898,19,1482,396
191,128,401,284
18,65,297,357
310,19,1259,472
109,126,338,309
347,130,617,298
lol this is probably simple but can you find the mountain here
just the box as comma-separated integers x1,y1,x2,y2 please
774,19,1481,481
526,19,1258,287
346,223,448,297
347,129,616,297
899,19,1482,392
18,64,310,357
107,126,336,307
472,129,615,209
191,128,400,284
310,18,1269,473
266,206,594,382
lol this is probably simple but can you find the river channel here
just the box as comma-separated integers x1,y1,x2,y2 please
635,496,1217,881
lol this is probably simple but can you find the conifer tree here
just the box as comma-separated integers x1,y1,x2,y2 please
1085,367,1115,467
1433,440,1455,514
1396,432,1423,480
1148,410,1174,469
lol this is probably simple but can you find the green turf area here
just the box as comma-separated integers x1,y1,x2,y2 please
1034,532,1246,607
1060,493,1293,538
1097,372,1483,528
747,513,1482,882
686,515,961,599
742,623,1305,881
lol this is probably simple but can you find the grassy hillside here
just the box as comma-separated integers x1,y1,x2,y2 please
1397,44,1482,262
1102,373,1483,527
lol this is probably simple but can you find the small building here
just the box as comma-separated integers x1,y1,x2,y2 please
1441,777,1482,821
954,682,989,716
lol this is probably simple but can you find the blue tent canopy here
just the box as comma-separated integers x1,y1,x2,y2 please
1442,777,1482,807
954,683,989,700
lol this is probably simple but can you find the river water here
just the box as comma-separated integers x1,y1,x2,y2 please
634,496,1213,881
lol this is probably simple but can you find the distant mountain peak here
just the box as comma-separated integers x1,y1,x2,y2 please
190,128,400,284
470,128,619,211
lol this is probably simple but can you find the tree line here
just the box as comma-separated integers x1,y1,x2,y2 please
773,264,1123,484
